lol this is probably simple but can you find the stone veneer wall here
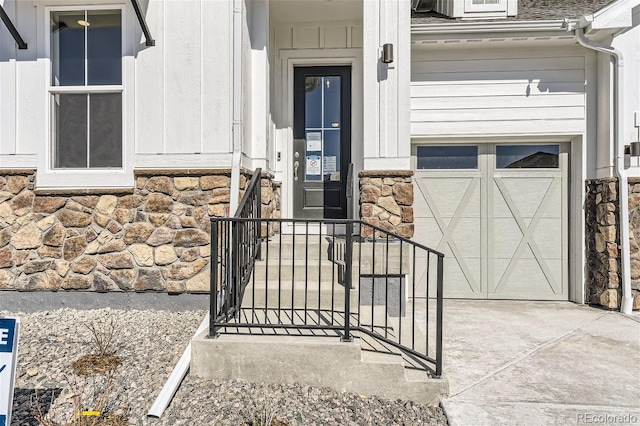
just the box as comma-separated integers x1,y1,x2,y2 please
359,170,414,239
586,178,640,310
585,178,621,309
0,168,279,293
627,178,640,309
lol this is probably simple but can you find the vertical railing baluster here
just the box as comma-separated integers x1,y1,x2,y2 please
371,228,375,333
426,250,431,356
357,225,362,328
398,241,403,345
318,226,322,324
210,219,219,337
278,228,282,324
412,245,416,351
292,223,296,324
304,221,309,325
436,254,444,377
385,233,389,338
342,221,353,342
233,221,240,319
265,222,270,323
331,227,335,326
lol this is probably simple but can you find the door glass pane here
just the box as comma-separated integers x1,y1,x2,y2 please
323,76,340,129
323,129,340,181
87,10,122,85
305,77,322,129
417,146,478,169
54,94,88,168
89,93,122,168
496,145,559,168
51,11,85,86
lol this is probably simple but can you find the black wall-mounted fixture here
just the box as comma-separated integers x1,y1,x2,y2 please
0,5,27,49
131,0,155,46
382,43,394,64
631,142,640,157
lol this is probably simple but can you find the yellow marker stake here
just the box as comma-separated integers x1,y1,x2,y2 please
77,411,101,417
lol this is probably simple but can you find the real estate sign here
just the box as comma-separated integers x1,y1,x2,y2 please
0,317,19,426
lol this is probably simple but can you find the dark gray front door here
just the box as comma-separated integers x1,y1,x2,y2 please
293,66,351,219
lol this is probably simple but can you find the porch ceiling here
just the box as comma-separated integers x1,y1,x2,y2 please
270,0,363,24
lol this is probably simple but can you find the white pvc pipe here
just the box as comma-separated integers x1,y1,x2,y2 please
147,313,210,418
575,28,634,314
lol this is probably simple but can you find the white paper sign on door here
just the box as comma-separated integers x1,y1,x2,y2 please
306,132,322,151
306,156,321,175
323,156,337,174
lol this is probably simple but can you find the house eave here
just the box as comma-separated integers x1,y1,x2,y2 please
411,20,576,43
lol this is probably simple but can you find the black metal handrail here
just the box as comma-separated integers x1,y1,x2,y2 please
209,201,444,377
210,169,262,328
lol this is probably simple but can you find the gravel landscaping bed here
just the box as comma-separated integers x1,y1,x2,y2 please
2,308,447,426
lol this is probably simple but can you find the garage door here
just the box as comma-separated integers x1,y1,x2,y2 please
413,144,568,300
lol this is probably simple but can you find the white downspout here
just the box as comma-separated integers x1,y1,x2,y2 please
230,0,244,215
147,4,246,418
575,27,634,314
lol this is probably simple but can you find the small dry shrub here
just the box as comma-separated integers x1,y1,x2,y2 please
32,317,128,426
72,318,122,376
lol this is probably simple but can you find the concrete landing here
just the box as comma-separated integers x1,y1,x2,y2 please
190,331,448,405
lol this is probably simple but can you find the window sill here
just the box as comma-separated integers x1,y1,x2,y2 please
35,169,134,191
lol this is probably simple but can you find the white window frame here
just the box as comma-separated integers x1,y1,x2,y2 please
464,0,506,13
37,1,134,189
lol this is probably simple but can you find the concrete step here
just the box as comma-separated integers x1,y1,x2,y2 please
191,330,448,404
258,238,412,275
251,260,344,283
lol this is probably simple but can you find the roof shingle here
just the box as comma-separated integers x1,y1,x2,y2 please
412,0,617,24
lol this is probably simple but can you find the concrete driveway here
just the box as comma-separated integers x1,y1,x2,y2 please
440,301,640,426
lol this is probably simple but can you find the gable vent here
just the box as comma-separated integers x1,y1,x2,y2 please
413,0,437,12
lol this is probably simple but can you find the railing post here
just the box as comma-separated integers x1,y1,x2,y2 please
232,220,240,319
436,253,444,377
256,176,262,259
342,221,353,342
210,219,219,338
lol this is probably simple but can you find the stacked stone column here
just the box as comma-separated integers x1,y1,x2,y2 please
359,171,414,239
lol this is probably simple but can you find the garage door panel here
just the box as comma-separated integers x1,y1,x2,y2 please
494,177,555,219
417,177,481,219
413,143,568,301
492,218,525,259
492,257,563,296
413,217,443,249
493,178,562,219
412,183,433,218
532,219,564,258
422,255,481,297
451,217,482,258
493,257,549,293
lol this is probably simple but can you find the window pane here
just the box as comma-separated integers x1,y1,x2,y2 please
51,12,85,86
323,129,340,180
496,145,559,168
323,76,340,129
89,93,122,168
54,94,88,168
417,146,478,169
87,10,122,85
305,77,322,129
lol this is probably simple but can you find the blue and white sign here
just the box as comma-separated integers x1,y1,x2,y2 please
0,317,20,426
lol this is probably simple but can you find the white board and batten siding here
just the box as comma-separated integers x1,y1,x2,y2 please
410,47,590,138
134,0,233,168
0,0,235,173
